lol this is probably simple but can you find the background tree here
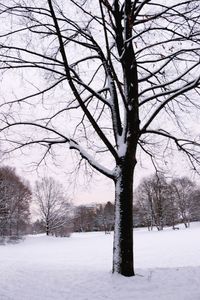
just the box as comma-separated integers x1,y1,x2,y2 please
134,178,155,230
0,1,200,276
150,175,170,231
134,174,200,229
73,202,114,233
171,177,195,228
164,182,179,229
102,201,115,233
190,188,200,222
31,219,46,235
94,202,115,233
34,177,72,236
0,166,31,236
135,174,171,230
94,204,105,232
73,204,97,232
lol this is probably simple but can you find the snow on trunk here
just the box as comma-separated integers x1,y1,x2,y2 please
113,162,135,276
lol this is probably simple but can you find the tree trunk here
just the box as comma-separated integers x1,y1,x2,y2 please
113,161,135,277
46,222,49,236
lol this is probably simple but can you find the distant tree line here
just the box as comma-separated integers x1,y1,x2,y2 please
134,174,200,230
73,201,114,233
71,174,200,233
1,167,200,238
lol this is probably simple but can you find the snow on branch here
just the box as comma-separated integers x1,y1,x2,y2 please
1,121,115,180
69,140,115,179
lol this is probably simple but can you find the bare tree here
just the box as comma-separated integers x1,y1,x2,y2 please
31,219,46,235
103,201,114,233
164,183,179,230
190,188,200,222
0,1,200,276
151,175,169,231
94,202,115,233
171,177,195,228
34,177,71,236
135,174,199,229
73,204,97,232
134,178,155,230
135,174,171,231
73,202,114,233
0,166,31,236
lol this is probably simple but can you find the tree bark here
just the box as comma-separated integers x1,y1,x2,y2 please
46,222,49,236
113,159,136,276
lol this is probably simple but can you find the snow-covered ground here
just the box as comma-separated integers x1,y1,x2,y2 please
1,223,200,300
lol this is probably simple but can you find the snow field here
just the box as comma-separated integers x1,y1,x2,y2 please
0,224,200,299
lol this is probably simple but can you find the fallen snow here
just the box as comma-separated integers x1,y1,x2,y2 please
1,223,200,299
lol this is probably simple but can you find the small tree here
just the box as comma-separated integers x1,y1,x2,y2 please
34,177,72,236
